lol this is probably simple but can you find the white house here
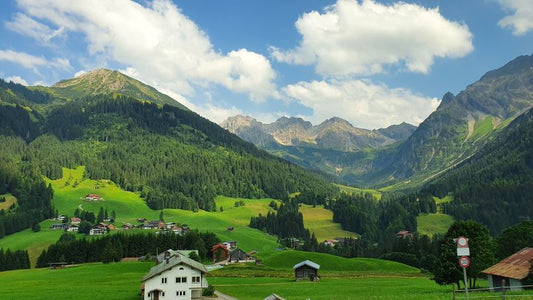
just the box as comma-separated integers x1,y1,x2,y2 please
141,252,208,300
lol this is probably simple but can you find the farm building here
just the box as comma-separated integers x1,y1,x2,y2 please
228,248,254,263
293,260,320,281
84,194,102,201
211,244,229,262
482,247,533,291
141,252,208,300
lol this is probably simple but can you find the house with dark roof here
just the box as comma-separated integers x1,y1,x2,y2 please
483,247,533,291
293,260,320,281
228,248,254,263
141,252,208,300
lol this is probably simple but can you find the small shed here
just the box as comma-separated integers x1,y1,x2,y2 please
482,247,533,291
293,260,320,281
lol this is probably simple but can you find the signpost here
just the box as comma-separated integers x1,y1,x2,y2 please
455,236,470,299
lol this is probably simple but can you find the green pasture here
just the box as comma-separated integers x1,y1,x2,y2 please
0,261,151,300
0,193,17,211
416,213,455,237
336,184,382,200
209,276,451,300
299,204,359,241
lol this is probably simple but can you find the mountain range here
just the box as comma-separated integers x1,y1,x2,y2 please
221,115,416,151
222,54,533,188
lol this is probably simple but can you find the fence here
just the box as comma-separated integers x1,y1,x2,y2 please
453,284,533,299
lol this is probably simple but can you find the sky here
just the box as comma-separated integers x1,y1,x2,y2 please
0,0,532,129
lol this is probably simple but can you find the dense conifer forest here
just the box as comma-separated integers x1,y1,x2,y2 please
0,79,336,236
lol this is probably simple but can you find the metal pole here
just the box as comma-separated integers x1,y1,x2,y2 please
463,267,469,299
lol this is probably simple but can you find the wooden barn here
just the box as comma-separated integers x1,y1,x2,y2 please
211,244,229,262
483,247,533,291
293,260,320,281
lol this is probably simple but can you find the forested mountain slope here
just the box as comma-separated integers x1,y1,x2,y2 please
0,74,336,237
360,54,533,187
423,106,533,234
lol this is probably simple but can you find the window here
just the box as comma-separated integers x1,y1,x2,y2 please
179,267,184,270
176,277,187,283
176,291,186,296
161,277,167,284
192,276,201,283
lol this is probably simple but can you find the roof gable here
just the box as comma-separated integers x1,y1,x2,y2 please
483,247,533,280
142,253,207,282
293,260,320,270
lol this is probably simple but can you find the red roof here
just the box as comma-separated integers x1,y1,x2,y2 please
211,244,229,251
483,247,533,280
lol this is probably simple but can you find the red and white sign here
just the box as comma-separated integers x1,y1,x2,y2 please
456,236,470,256
457,236,469,248
459,256,470,268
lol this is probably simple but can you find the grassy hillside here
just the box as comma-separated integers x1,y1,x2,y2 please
336,184,382,200
416,213,455,237
1,167,355,266
299,204,359,241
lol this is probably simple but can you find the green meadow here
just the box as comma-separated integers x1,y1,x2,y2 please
336,184,382,200
0,167,360,265
299,204,359,241
416,213,455,237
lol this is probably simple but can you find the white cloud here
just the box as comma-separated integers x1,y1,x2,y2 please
270,0,473,76
0,49,71,71
6,75,28,86
74,70,87,78
5,13,65,45
498,0,533,35
14,0,276,103
282,79,440,129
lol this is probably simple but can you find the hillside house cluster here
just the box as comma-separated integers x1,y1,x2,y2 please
211,243,255,264
141,250,208,300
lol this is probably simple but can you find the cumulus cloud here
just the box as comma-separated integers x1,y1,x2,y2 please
0,49,71,71
6,75,29,86
498,0,533,35
282,79,440,129
12,0,276,102
270,0,473,76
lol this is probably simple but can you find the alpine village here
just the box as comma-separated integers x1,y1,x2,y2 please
2,2,533,300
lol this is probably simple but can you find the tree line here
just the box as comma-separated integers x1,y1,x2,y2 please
37,230,219,267
0,248,30,271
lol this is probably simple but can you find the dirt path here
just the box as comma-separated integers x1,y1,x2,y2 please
213,291,238,300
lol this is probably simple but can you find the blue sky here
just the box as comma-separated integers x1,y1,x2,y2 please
0,0,532,129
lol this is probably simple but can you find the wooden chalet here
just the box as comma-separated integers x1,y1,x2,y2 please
483,247,533,291
293,260,320,281
211,244,229,262
228,248,254,263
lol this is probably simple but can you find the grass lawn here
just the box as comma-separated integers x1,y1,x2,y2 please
299,204,358,241
208,276,452,300
416,213,455,237
0,261,151,300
